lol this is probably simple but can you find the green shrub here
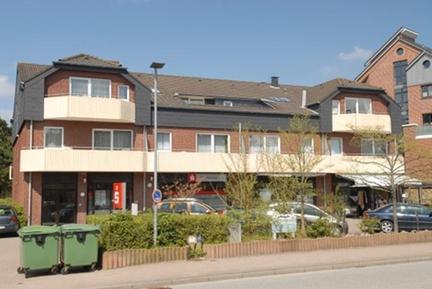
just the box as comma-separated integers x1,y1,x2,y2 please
226,209,272,239
306,218,332,238
359,217,380,234
87,213,230,251
0,198,26,227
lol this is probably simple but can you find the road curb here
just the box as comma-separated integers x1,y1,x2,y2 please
92,255,432,289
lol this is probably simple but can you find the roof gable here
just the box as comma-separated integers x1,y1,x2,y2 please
54,53,124,69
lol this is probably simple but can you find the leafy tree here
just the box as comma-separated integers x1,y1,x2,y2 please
0,118,11,197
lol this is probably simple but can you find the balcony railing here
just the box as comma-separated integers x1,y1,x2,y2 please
332,114,392,133
20,147,402,175
44,95,135,123
416,125,432,139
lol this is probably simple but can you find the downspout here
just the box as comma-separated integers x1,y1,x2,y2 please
27,121,33,225
143,125,147,211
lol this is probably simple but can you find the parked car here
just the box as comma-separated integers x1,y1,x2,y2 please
365,203,432,233
267,202,348,235
156,198,218,215
0,205,20,235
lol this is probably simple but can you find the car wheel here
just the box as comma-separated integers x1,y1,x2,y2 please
380,220,393,233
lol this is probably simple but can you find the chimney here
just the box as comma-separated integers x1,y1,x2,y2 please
301,89,307,108
271,76,279,87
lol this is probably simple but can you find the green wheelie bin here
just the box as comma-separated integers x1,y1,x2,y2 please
60,224,100,274
17,225,60,278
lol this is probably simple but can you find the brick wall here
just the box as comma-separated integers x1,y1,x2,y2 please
32,120,144,150
334,93,389,114
45,70,136,102
358,40,421,98
408,85,432,124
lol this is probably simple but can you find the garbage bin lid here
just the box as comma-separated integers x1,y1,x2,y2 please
60,224,100,233
18,225,60,237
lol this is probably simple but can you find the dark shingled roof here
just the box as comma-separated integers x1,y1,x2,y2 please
17,63,51,82
55,53,123,69
306,78,384,105
16,55,387,116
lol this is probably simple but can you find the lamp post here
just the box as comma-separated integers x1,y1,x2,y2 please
150,62,165,247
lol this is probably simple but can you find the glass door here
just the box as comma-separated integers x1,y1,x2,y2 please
42,173,77,225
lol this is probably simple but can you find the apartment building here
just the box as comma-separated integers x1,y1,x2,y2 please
12,54,402,225
356,27,432,193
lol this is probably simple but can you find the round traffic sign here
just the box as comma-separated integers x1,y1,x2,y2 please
152,189,162,203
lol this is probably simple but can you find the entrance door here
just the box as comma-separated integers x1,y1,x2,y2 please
42,173,77,225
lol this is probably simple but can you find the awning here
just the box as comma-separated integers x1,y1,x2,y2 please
338,174,422,188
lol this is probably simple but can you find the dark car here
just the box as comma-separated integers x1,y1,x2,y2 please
366,203,432,233
0,205,20,235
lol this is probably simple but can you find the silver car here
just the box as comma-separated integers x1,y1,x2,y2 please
267,202,348,235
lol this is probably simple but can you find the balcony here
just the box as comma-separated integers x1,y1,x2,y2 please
44,95,135,123
416,125,432,139
20,149,402,175
332,114,391,133
20,148,144,172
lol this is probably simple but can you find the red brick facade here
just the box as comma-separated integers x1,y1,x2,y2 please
45,70,136,102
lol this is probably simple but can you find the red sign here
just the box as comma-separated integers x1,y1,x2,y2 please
187,173,197,183
112,182,126,210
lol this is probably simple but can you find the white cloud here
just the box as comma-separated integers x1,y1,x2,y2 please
338,46,372,61
0,74,14,99
0,108,12,121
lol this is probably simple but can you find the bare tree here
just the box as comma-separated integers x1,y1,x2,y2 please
350,127,432,232
278,115,322,236
162,179,201,198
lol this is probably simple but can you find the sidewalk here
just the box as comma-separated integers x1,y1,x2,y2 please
4,236,432,289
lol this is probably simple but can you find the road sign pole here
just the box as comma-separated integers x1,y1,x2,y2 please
153,67,159,247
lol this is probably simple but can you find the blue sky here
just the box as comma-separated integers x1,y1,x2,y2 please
0,0,431,121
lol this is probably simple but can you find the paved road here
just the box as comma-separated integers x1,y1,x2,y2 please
172,260,432,289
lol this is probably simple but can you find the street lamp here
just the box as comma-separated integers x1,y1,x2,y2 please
150,61,165,247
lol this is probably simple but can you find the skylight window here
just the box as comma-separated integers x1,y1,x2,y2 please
261,96,291,103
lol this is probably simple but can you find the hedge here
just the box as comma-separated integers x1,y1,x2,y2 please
87,213,230,251
0,198,26,227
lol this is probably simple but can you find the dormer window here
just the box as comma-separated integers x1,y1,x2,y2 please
332,100,340,114
183,97,215,105
70,77,111,98
345,97,371,114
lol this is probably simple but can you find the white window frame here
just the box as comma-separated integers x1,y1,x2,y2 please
118,84,130,101
302,137,314,154
196,133,230,153
332,100,340,114
157,132,172,152
69,77,112,98
249,135,281,154
328,137,343,156
92,129,133,150
43,126,64,148
345,97,372,114
361,138,388,156
223,100,233,107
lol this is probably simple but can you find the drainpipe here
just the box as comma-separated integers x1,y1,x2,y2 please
143,126,147,211
27,121,33,226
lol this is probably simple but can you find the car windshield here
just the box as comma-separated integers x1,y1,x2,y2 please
0,208,13,216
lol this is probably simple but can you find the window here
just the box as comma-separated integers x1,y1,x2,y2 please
345,98,371,114
70,77,111,98
302,137,314,154
394,60,408,86
197,134,229,153
118,85,129,100
249,135,280,153
423,60,431,69
223,101,233,107
44,127,63,148
395,87,409,124
93,129,132,150
361,139,387,156
332,100,340,114
328,138,342,155
422,85,432,98
423,114,432,125
191,203,209,214
157,132,171,151
183,97,215,105
396,48,404,55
